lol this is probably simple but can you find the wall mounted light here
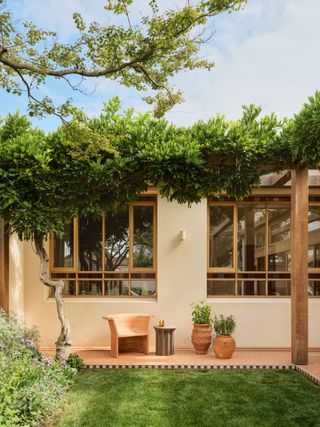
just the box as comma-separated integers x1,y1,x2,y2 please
180,230,186,241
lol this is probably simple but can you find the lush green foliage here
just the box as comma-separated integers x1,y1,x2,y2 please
1,92,320,244
213,314,236,336
282,91,320,166
56,369,320,427
191,301,212,325
0,0,246,119
0,310,76,426
67,353,85,371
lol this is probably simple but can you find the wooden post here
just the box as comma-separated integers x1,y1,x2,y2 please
0,219,9,313
291,167,308,365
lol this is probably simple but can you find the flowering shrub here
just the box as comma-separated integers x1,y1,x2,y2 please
0,310,77,426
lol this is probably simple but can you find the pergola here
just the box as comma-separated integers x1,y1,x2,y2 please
0,165,315,365
207,153,316,365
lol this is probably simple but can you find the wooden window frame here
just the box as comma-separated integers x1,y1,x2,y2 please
49,197,157,298
208,193,320,298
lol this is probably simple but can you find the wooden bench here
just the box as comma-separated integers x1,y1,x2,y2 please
103,314,152,358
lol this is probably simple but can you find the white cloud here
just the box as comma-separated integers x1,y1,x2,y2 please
4,0,320,128
166,0,320,125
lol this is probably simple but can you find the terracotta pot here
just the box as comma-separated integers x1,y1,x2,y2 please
191,324,212,354
213,335,235,359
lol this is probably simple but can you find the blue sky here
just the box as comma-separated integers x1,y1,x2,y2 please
1,0,320,131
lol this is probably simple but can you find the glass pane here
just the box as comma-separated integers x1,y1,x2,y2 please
237,281,266,296
105,280,129,296
308,207,320,268
133,206,154,268
53,223,74,268
268,208,291,271
207,281,235,296
308,281,320,296
79,281,102,296
78,216,102,271
130,281,156,296
105,209,129,272
63,280,76,296
209,206,234,268
238,205,266,271
268,281,291,296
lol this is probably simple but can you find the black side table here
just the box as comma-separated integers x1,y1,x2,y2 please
154,326,176,356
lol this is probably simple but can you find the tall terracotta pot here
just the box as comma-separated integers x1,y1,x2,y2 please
213,335,235,359
191,324,212,355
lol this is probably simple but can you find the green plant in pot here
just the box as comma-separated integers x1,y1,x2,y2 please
191,301,213,355
213,314,236,359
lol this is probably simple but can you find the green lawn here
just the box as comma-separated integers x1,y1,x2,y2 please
55,369,320,427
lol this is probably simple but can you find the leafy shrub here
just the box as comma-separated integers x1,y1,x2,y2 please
0,310,77,426
67,353,85,371
213,314,236,336
191,301,212,325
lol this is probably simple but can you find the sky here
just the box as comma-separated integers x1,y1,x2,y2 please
1,0,320,131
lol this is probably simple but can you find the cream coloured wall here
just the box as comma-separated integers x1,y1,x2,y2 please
9,235,24,316
15,197,320,350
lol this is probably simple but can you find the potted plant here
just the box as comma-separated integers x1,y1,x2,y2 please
213,314,236,359
191,301,212,354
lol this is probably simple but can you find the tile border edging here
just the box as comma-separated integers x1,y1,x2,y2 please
85,363,294,371
83,362,320,386
294,365,320,386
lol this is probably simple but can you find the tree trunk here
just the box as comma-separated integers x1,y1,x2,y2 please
34,233,71,361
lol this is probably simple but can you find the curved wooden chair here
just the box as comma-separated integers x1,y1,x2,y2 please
103,314,152,358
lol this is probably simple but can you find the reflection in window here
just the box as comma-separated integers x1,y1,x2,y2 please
268,281,291,296
79,281,102,296
268,208,291,271
62,280,76,296
53,223,74,268
207,281,235,295
133,206,154,268
105,280,129,296
51,198,157,297
238,206,265,271
308,207,320,268
237,280,266,296
105,209,129,272
308,281,320,296
209,206,234,268
78,216,102,271
130,281,156,296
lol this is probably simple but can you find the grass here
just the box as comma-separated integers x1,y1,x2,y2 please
55,369,320,427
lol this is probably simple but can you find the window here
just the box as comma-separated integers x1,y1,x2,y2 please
208,197,320,297
50,197,157,297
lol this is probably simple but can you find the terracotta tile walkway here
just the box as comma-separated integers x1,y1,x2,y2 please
78,348,292,368
69,348,320,385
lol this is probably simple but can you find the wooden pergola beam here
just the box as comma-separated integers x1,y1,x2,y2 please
0,219,9,313
271,171,291,187
206,154,289,173
291,167,308,365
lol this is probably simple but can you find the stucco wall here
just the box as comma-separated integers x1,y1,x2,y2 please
14,197,320,350
9,234,24,317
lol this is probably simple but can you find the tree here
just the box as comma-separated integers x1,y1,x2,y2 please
0,0,246,120
0,98,287,359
